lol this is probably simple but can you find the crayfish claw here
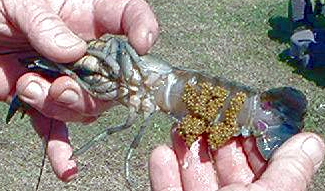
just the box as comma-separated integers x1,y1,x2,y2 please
6,95,30,124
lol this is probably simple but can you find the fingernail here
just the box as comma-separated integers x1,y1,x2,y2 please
57,89,79,104
61,167,78,182
302,136,324,168
20,81,43,102
55,32,82,48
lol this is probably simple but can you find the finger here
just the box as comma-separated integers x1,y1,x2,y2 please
47,120,78,182
253,133,325,191
149,145,182,191
12,1,87,62
241,137,267,178
48,76,114,115
212,138,255,186
94,0,159,54
0,55,27,101
15,73,96,122
30,111,78,182
172,127,219,191
122,0,159,54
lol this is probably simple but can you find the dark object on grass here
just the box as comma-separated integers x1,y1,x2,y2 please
288,0,325,68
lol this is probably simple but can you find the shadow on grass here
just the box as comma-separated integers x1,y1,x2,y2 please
268,15,325,87
279,49,325,87
268,16,294,44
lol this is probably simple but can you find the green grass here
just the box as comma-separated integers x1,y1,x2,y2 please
1,0,325,190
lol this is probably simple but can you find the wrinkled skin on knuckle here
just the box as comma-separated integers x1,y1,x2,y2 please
0,0,97,42
0,56,27,102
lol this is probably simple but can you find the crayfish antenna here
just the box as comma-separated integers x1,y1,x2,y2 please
35,119,54,191
0,49,34,55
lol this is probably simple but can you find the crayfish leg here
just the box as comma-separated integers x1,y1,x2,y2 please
87,37,121,77
124,114,153,188
124,42,151,73
118,42,134,82
71,111,137,158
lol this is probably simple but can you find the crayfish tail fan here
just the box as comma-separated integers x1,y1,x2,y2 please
256,87,307,160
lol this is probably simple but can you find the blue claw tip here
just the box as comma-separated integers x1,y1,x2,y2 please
6,95,30,124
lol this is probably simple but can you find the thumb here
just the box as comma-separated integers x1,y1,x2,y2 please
254,133,325,191
14,2,86,62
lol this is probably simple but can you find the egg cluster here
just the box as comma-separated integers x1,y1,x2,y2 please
178,82,247,149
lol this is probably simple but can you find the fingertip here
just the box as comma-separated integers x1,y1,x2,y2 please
16,72,50,107
122,0,159,54
272,132,325,172
299,133,324,172
128,21,159,55
150,145,177,166
149,145,182,191
303,136,325,172
213,139,255,186
60,166,78,182
171,125,219,191
149,145,178,172
49,76,83,105
171,125,211,163
48,139,78,182
16,74,89,121
49,76,113,116
256,133,325,191
93,0,159,54
46,120,78,182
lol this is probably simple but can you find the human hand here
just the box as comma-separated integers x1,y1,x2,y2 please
149,128,325,191
0,0,158,181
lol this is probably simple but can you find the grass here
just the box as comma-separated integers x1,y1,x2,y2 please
0,0,325,190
